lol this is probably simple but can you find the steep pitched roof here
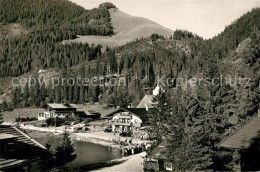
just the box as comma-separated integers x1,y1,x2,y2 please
43,103,80,109
105,108,152,119
0,133,17,140
67,104,79,109
80,109,96,115
44,103,69,109
220,116,260,149
73,110,100,118
0,125,46,149
126,108,152,119
0,125,46,170
136,95,156,108
147,140,169,160
0,159,31,170
72,111,87,118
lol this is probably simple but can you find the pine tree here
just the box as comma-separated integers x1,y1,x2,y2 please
39,80,47,106
150,88,170,143
34,79,41,107
2,101,8,111
166,89,187,169
37,140,54,170
24,82,29,99
12,86,21,108
23,82,30,107
165,62,236,171
0,107,3,124
54,132,76,166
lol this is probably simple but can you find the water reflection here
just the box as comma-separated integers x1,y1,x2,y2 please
33,134,122,170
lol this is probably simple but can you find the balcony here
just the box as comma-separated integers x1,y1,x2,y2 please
112,122,131,126
112,121,141,127
133,123,141,127
118,115,131,119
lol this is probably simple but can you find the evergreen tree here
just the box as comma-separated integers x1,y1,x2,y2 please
12,86,21,108
24,82,29,99
37,140,54,171
0,0,113,77
39,80,47,107
1,101,8,111
150,88,170,142
0,107,3,124
23,82,30,107
54,132,76,167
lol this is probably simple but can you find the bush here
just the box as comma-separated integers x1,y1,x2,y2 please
46,117,65,127
15,117,37,122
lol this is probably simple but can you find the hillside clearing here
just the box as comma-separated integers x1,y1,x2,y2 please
62,8,173,48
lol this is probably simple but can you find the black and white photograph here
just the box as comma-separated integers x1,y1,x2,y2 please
0,0,260,171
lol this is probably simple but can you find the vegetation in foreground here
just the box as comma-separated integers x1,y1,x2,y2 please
37,132,76,171
0,1,259,171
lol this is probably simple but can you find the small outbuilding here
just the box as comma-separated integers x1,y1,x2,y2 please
220,112,260,171
0,125,47,171
143,140,173,171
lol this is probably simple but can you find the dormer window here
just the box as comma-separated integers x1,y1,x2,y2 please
5,142,14,152
0,134,17,156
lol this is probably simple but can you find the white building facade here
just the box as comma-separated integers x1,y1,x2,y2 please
38,111,54,120
38,103,78,120
111,111,142,132
153,84,164,96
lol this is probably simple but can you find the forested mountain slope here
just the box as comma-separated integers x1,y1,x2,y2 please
0,0,115,76
0,0,114,37
0,2,259,170
0,2,259,114
158,33,260,171
205,7,260,59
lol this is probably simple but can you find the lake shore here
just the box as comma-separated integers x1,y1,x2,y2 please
26,128,147,172
23,125,121,148
22,124,149,149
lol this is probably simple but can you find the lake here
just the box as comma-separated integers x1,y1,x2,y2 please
31,132,122,171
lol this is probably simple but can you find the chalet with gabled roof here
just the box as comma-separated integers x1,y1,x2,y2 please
143,140,173,171
220,110,260,171
72,110,101,120
136,84,163,109
0,125,47,171
105,108,153,133
136,95,156,109
38,103,79,120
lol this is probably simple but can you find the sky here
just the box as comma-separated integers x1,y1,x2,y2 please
70,0,260,39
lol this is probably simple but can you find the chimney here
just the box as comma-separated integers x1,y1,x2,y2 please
145,103,149,111
128,103,133,108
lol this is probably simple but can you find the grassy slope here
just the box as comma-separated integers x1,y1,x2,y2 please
3,108,44,123
0,68,60,103
63,8,173,48
2,104,115,123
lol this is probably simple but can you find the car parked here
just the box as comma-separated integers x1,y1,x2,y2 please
119,132,132,137
104,128,112,133
82,127,90,131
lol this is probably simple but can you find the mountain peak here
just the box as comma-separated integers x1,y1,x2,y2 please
99,2,117,9
63,6,172,48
